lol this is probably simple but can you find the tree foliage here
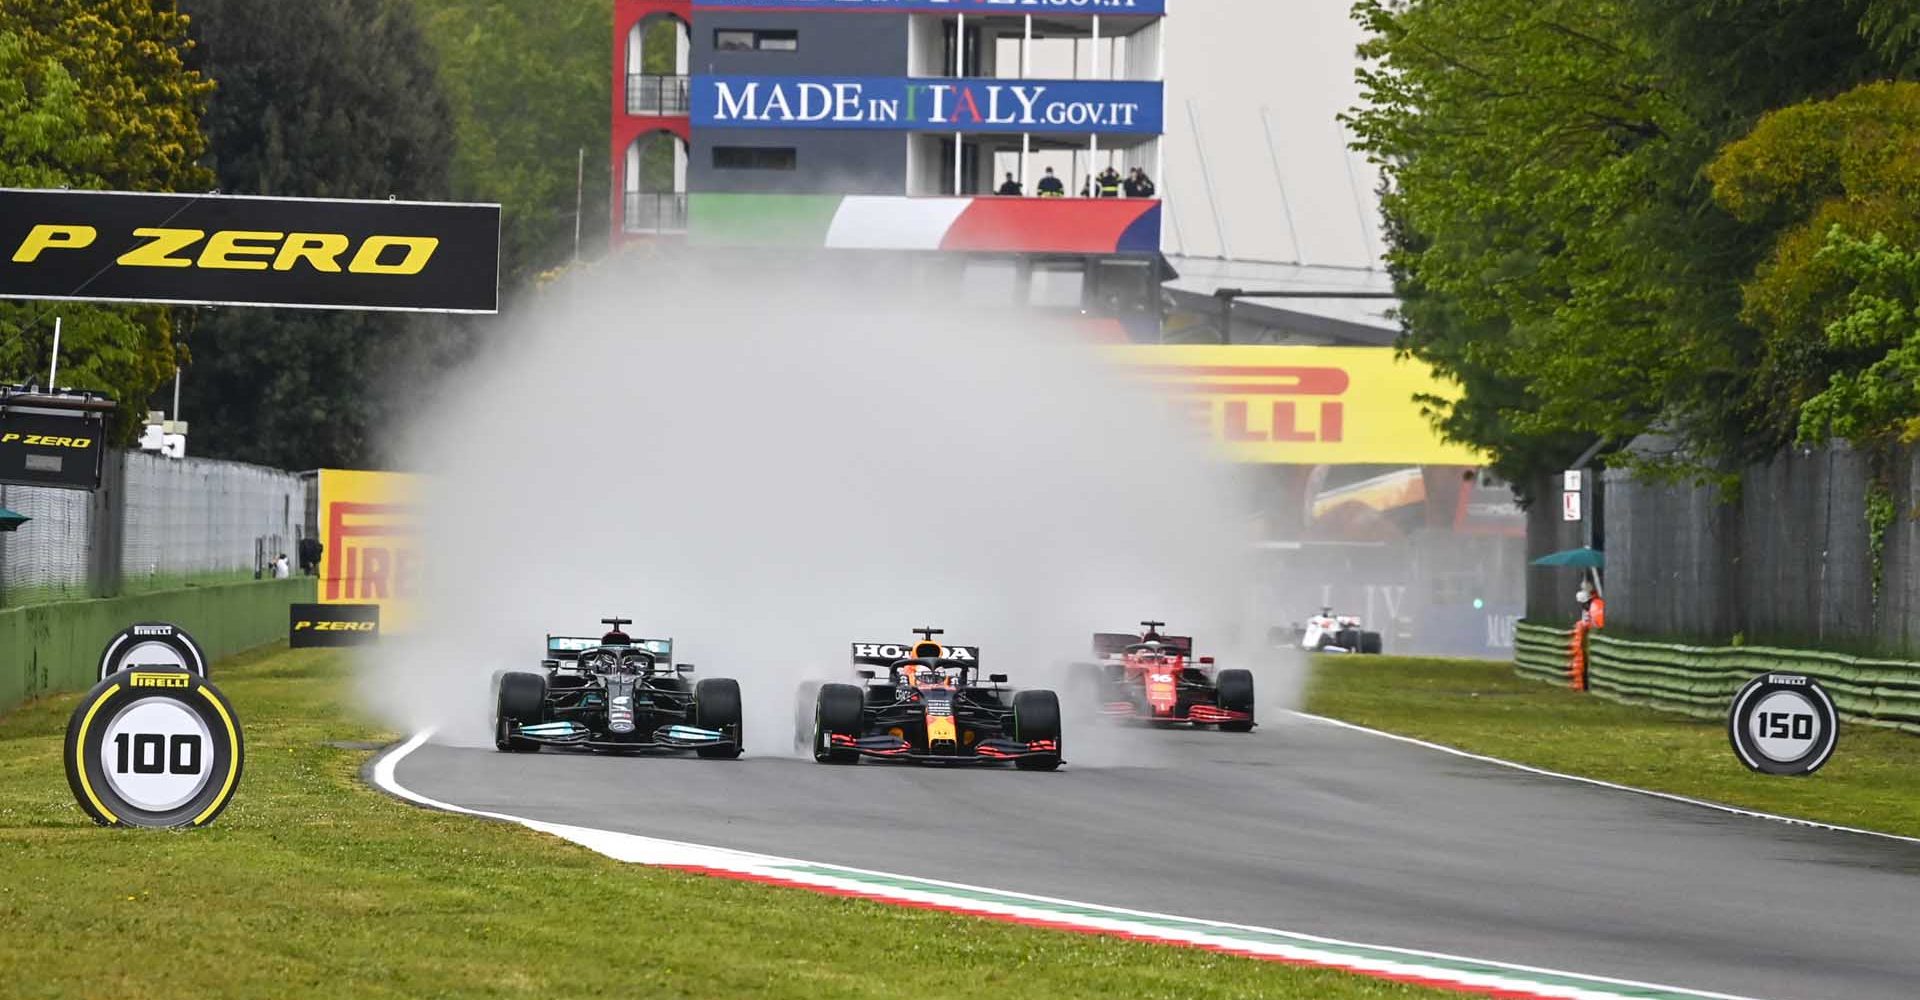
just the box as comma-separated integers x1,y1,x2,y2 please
410,0,613,287
1348,0,1905,485
0,2,212,442
177,0,462,470
1709,82,1920,446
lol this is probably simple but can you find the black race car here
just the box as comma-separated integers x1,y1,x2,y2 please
493,617,742,757
794,627,1061,770
1072,621,1255,730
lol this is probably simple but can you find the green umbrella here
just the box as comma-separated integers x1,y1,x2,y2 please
0,507,27,532
1531,546,1604,568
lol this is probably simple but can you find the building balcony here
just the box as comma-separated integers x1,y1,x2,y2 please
624,192,689,234
627,73,691,117
687,192,1159,255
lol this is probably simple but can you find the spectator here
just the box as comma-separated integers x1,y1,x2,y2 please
1096,166,1123,198
997,172,1023,196
1126,167,1157,198
1036,167,1065,198
298,535,324,576
273,552,291,579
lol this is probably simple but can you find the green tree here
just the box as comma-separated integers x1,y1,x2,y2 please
0,2,212,442
1348,0,1898,485
1708,81,1920,446
177,0,463,470
411,0,613,286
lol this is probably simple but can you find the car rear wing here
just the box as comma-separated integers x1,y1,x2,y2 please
547,635,673,663
1093,632,1193,658
849,641,981,668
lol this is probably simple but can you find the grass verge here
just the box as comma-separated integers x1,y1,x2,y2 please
1305,655,1920,839
0,645,1453,1000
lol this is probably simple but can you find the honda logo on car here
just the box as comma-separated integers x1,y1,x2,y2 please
698,77,1162,134
852,643,975,661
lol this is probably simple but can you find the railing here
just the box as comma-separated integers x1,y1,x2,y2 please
624,193,689,234
626,74,690,116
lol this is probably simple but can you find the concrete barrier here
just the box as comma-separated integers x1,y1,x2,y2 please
0,577,315,713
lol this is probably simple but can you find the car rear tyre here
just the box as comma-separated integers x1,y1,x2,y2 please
814,683,864,764
694,677,744,759
495,671,547,752
1012,689,1063,771
1215,668,1256,732
1359,631,1384,655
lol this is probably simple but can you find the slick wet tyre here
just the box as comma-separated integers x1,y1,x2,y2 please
1215,669,1256,732
1012,689,1063,771
814,683,864,764
694,677,744,759
495,671,547,753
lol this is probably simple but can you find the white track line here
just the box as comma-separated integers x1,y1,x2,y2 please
368,731,1772,1000
1286,710,1920,846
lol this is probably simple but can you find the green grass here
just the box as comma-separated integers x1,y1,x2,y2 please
0,645,1453,1000
1305,655,1920,838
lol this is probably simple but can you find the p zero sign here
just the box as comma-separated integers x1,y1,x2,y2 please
692,0,1166,12
0,188,500,313
290,602,381,647
1113,346,1488,465
695,77,1164,134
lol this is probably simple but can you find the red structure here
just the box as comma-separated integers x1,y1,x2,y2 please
610,0,690,241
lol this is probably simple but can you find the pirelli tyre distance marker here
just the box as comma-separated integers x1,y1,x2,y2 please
98,621,208,682
1728,673,1838,776
65,668,244,827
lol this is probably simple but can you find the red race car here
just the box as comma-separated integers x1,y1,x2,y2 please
1073,621,1255,731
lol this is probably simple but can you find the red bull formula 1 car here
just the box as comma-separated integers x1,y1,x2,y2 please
1074,621,1255,730
795,627,1062,770
493,617,743,757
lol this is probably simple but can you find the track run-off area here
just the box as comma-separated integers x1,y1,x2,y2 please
379,713,1920,1000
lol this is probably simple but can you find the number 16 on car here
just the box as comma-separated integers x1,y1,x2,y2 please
65,668,244,827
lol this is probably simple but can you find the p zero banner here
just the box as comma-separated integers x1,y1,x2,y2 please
289,603,381,647
1117,346,1487,466
692,0,1166,12
0,189,500,313
318,469,420,631
0,409,104,489
695,76,1163,134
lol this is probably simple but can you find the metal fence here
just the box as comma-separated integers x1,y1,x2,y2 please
0,451,308,609
1585,442,1917,655
623,192,689,234
626,73,690,116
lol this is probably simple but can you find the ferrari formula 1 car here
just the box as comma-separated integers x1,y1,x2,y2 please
493,617,742,757
1294,609,1383,654
1074,621,1255,730
794,627,1062,769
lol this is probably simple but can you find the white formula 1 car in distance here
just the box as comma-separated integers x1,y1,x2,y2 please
1291,609,1383,654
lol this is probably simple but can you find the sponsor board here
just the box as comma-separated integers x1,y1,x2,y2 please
98,622,209,682
1113,346,1487,466
695,76,1163,134
0,409,104,490
318,469,420,631
290,603,381,647
1728,673,1839,776
64,667,243,828
0,188,500,313
693,0,1165,12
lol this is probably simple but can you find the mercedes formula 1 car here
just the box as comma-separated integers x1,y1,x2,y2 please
1293,608,1383,654
1073,621,1255,730
493,617,742,757
794,627,1062,769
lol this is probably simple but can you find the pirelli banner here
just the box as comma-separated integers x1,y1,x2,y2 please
0,189,500,313
1117,346,1487,466
318,469,420,632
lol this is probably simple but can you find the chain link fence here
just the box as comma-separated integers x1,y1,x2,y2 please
0,451,308,610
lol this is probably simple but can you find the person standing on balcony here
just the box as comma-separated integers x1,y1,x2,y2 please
1125,167,1157,198
1037,167,1065,198
1096,166,1123,198
997,172,1023,196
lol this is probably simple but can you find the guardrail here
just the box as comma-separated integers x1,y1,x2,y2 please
627,74,689,116
1510,622,1920,734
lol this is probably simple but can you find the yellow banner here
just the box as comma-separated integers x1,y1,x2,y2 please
317,469,421,630
1115,346,1485,465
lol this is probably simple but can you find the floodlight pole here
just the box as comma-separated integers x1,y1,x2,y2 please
48,316,61,386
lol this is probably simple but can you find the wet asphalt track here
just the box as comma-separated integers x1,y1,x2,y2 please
393,714,1920,1000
